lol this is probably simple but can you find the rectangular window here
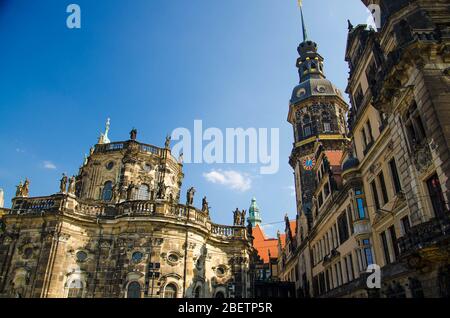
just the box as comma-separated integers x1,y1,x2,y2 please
371,180,380,210
378,171,389,205
361,128,368,148
380,232,391,265
347,254,354,281
389,159,402,194
323,122,331,132
324,182,330,197
318,192,324,207
362,239,374,267
366,120,374,143
356,198,366,219
389,226,399,260
401,216,411,235
338,212,350,244
427,173,446,218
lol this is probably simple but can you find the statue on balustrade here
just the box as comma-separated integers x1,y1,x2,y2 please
165,135,171,149
233,208,241,226
68,176,76,195
202,196,210,215
240,209,246,226
126,181,136,201
59,174,68,193
186,187,196,206
111,183,120,202
130,128,138,141
156,180,167,200
247,219,253,237
15,181,23,197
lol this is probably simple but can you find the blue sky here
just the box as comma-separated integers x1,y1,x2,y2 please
0,0,369,236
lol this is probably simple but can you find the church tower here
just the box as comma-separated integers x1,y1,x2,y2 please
287,3,349,224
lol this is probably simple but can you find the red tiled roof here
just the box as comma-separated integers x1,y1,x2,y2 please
252,225,285,264
324,150,344,167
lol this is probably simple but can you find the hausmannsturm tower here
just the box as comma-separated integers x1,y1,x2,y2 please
288,6,349,228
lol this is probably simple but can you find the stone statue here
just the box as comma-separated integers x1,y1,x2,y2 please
130,128,137,141
22,179,30,197
68,176,76,195
60,174,68,193
165,135,171,149
178,153,184,164
233,208,241,226
15,181,23,197
241,209,247,226
156,180,167,200
112,183,120,202
202,197,209,214
126,181,135,200
186,187,196,206
247,219,253,237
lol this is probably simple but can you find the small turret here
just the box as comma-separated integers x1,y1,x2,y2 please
248,197,262,227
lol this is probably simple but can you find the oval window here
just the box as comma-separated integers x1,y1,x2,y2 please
106,161,115,170
168,254,179,263
23,247,33,259
132,251,143,263
76,251,88,262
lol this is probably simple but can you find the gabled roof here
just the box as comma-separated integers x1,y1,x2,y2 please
252,225,285,264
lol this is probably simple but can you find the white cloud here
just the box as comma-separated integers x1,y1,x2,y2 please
203,169,251,192
43,161,57,170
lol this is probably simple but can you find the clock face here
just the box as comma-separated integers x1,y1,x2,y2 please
302,157,316,171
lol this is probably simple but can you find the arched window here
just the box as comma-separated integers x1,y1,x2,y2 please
215,291,225,298
164,283,177,298
194,286,201,298
68,280,84,298
322,111,332,132
127,281,141,298
303,115,312,137
136,184,150,201
102,181,113,201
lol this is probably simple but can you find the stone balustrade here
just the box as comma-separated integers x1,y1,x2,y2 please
9,195,64,215
7,195,247,240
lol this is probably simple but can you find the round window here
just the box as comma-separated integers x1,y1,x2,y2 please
168,254,179,263
23,247,33,259
143,164,152,172
216,266,226,277
106,161,115,170
132,251,143,263
76,251,88,262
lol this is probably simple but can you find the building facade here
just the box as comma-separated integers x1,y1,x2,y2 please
278,0,450,298
0,125,253,298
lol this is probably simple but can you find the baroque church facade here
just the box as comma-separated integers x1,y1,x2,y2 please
278,0,450,298
0,125,253,298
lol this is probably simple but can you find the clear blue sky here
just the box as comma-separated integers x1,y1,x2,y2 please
0,0,369,236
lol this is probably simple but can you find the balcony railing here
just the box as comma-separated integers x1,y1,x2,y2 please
398,216,450,255
353,218,371,237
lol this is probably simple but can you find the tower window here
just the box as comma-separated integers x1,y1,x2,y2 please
303,115,312,137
